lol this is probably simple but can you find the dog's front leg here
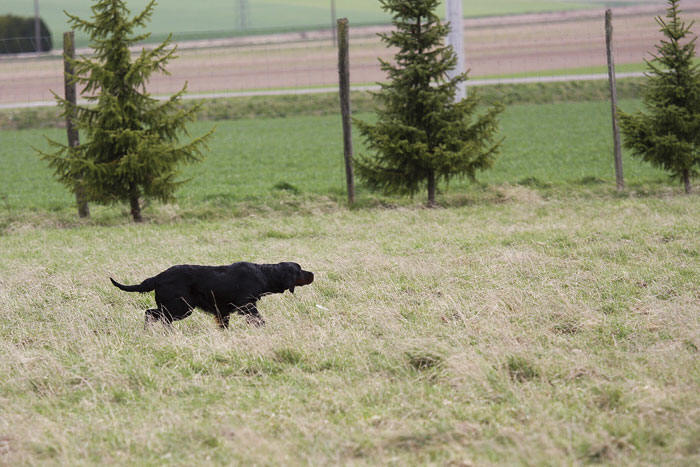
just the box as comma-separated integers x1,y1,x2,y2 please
244,305,265,327
215,313,230,329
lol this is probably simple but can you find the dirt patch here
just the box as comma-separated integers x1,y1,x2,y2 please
1,3,698,105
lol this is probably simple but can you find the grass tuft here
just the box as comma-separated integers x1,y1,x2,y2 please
273,347,305,366
272,181,301,194
406,350,444,372
505,355,540,382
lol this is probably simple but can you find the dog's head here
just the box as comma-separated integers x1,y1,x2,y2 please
276,262,314,294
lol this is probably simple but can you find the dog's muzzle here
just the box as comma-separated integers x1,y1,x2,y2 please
297,270,314,286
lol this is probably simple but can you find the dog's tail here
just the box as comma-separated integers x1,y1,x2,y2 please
110,276,157,293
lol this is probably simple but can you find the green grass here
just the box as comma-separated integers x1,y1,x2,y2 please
2,0,595,47
1,192,698,464
484,62,648,80
0,97,664,217
483,58,700,81
0,78,649,131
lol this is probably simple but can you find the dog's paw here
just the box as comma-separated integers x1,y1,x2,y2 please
245,315,265,327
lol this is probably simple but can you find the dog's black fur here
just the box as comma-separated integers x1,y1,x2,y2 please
110,262,314,328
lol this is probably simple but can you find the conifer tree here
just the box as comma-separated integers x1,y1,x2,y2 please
619,0,699,193
39,0,213,221
355,0,503,206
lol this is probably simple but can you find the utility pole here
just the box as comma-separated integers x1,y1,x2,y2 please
34,0,41,52
446,0,466,100
237,0,249,30
330,0,337,46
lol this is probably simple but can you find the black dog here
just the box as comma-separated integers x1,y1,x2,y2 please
110,262,314,328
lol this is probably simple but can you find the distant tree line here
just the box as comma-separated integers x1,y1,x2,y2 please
0,14,52,54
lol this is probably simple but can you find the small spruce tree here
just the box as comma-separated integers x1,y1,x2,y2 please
39,0,213,221
355,0,503,206
618,0,699,193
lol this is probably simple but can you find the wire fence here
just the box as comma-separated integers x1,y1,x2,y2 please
1,4,698,109
0,35,52,55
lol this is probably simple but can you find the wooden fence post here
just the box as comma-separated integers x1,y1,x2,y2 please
337,18,355,205
63,31,89,218
605,9,624,191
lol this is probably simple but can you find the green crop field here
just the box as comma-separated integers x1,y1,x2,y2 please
0,98,665,216
2,0,597,45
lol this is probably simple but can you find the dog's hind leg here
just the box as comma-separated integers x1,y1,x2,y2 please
152,292,193,327
144,308,170,329
145,309,160,321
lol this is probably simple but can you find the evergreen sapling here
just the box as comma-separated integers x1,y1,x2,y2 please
619,0,699,193
355,0,503,206
39,0,213,221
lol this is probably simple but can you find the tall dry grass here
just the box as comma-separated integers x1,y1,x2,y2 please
1,190,698,464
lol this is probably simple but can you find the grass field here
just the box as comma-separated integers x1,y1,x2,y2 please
1,190,698,464
1,91,699,463
2,0,597,45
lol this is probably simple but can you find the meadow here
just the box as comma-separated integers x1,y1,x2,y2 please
1,88,699,463
2,0,596,45
1,185,698,464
